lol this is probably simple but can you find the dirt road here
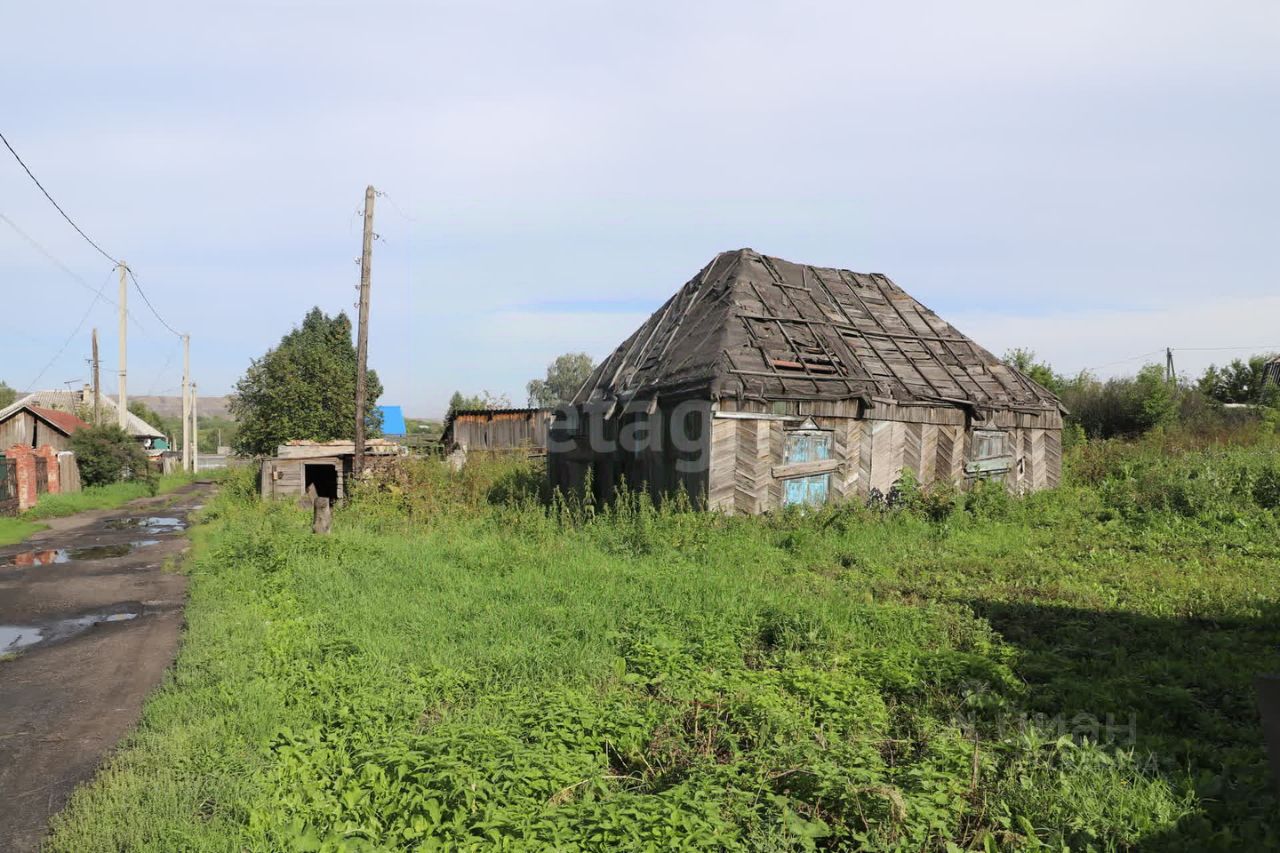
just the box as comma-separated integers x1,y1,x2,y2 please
0,482,213,852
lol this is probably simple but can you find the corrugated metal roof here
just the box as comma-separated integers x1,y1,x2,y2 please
0,391,165,438
27,405,90,435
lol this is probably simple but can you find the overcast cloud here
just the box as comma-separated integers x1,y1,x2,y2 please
3,1,1277,416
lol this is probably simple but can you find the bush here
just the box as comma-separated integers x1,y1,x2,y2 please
69,424,153,488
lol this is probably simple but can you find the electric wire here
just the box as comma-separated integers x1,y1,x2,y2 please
1,127,184,339
24,267,115,392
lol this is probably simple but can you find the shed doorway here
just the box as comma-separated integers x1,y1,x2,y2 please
304,463,339,501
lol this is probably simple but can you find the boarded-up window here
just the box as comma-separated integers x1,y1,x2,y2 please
784,430,832,464
783,474,830,506
967,429,1012,477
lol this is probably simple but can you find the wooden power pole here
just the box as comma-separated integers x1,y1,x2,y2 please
117,262,128,429
182,334,191,472
353,185,376,477
91,328,101,426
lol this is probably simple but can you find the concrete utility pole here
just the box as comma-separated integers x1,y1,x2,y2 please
91,328,101,426
182,334,191,472
353,185,376,478
117,262,128,429
1166,347,1176,386
191,382,198,474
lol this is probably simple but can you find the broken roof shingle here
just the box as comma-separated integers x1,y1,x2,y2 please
575,248,1060,411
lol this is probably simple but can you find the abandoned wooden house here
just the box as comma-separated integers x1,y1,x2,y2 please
443,408,552,454
549,248,1064,513
259,439,401,503
1265,356,1280,388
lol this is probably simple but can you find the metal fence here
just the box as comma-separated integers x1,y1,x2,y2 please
0,458,17,516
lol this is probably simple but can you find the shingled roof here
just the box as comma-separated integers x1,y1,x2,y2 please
575,248,1060,412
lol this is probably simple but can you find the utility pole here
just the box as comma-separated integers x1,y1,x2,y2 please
91,328,101,426
182,334,191,472
191,382,198,474
117,262,128,429
353,185,376,478
1166,347,1176,386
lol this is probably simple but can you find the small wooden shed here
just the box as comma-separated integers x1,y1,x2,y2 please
550,249,1065,513
0,405,89,452
259,440,400,503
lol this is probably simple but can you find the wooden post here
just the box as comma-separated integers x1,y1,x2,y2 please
91,328,101,426
117,262,128,429
312,496,332,535
353,185,376,478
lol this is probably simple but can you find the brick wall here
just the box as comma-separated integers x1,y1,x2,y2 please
4,446,37,511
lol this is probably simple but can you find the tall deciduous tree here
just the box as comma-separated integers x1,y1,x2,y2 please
231,308,382,455
526,352,595,407
0,381,16,409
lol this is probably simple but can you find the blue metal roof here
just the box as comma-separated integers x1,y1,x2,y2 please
376,405,407,435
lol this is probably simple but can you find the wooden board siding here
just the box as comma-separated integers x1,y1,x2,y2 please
554,399,1064,515
260,457,348,501
450,410,551,452
0,411,76,453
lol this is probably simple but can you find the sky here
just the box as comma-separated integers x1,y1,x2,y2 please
2,1,1278,418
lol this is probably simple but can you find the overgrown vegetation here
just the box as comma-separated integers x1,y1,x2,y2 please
69,423,154,487
44,429,1280,851
1004,348,1279,442
23,471,197,520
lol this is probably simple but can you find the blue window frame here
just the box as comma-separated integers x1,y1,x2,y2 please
783,473,830,507
784,430,832,464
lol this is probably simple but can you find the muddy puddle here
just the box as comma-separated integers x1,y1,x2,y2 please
104,516,187,534
0,609,140,653
0,540,161,568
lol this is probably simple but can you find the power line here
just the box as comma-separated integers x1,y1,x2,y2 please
0,129,118,266
24,267,115,392
1,128,184,340
126,268,183,337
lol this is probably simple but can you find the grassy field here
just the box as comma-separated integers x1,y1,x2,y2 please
40,434,1280,851
22,472,200,521
0,517,45,546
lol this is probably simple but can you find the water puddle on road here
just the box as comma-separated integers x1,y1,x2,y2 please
0,610,140,653
0,540,161,568
104,516,187,534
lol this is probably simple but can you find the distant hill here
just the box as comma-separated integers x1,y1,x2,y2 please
134,395,234,420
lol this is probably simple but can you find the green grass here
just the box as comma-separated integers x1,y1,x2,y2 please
0,516,45,546
41,440,1280,851
23,472,199,520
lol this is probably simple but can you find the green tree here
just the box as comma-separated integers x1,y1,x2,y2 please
1003,348,1064,395
447,390,511,416
0,381,16,409
1197,355,1278,404
526,352,595,407
230,308,382,456
70,424,152,487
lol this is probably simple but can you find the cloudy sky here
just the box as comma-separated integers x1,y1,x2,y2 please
3,1,1278,416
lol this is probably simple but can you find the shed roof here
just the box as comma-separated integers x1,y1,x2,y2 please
0,391,164,438
575,249,1060,412
27,405,90,436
